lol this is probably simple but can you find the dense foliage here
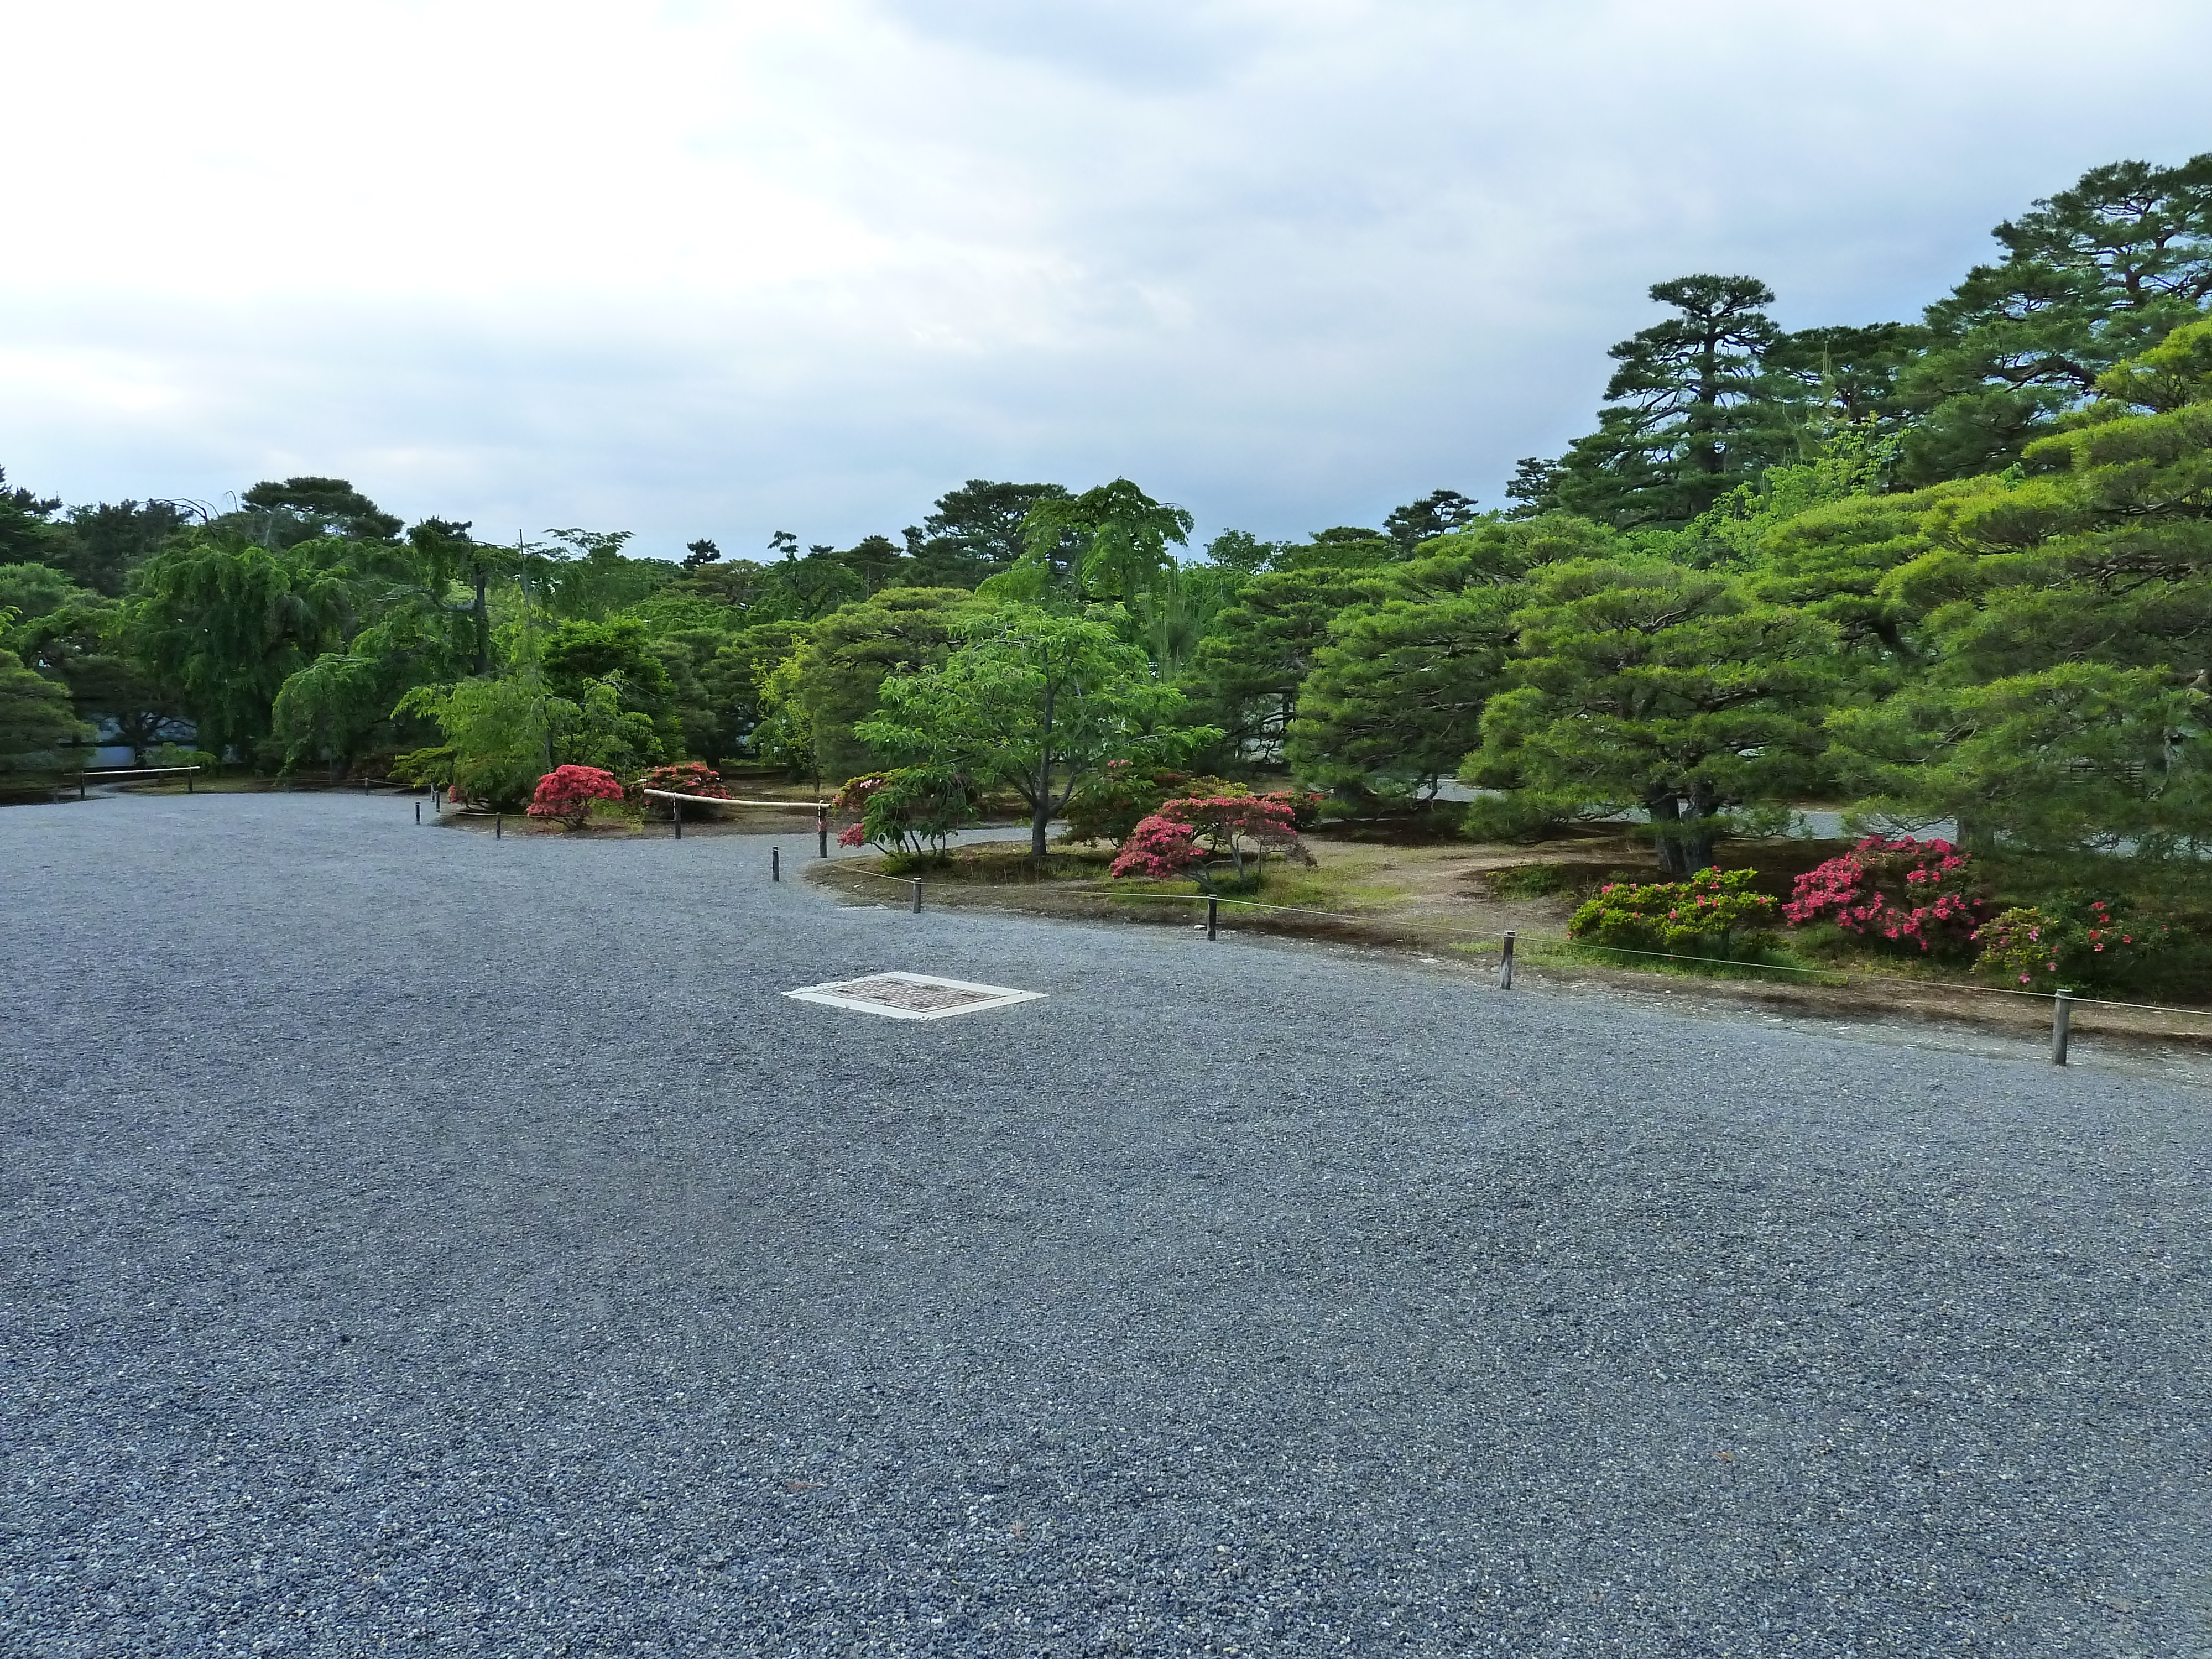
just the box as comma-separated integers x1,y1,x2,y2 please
5,150,2209,1006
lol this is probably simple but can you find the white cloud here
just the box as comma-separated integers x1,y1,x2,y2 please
3,0,2208,552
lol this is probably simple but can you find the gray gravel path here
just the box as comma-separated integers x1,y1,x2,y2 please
4,793,2209,1657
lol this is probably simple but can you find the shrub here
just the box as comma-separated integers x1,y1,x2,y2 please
1109,814,1204,880
1569,867,1777,956
1782,837,1981,954
147,742,221,774
632,761,731,818
1062,763,1191,844
1973,896,2176,990
526,764,625,830
1108,790,1307,886
832,766,977,861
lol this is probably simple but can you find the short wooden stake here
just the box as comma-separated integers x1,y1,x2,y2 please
2051,989,2072,1066
495,813,503,839
187,770,195,794
79,776,86,800
415,801,421,825
674,801,683,839
817,807,829,858
911,878,922,914
771,847,781,882
1499,930,1516,990
1207,895,1219,940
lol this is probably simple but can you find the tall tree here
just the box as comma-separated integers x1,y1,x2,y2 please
1550,275,1793,528
902,481,1076,587
1009,479,1194,603
1467,560,1839,873
1284,519,1609,799
125,531,374,758
1383,488,1481,552
232,477,404,547
0,469,66,568
1898,153,2212,483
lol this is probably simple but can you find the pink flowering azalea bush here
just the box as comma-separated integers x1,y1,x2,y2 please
526,764,625,830
1569,867,1777,956
1782,837,1982,955
1110,791,1305,887
831,767,976,864
1972,897,2175,989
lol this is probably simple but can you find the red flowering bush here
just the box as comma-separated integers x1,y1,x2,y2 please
1973,897,2175,989
526,764,625,830
1569,867,1777,955
1109,791,1304,885
1109,814,1204,879
631,761,731,817
1782,837,1981,954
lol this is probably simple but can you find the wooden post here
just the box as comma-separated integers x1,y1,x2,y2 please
1207,895,1219,941
79,775,86,801
911,878,922,914
187,769,195,794
1499,930,1516,990
495,813,502,839
674,800,683,839
415,801,421,825
771,847,781,882
2052,989,2073,1066
817,806,828,859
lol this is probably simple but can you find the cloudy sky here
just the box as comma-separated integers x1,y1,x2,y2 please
6,1,2209,559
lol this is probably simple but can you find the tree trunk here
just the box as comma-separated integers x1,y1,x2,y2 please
1679,781,1719,873
471,570,490,677
1031,796,1050,859
1647,789,1687,877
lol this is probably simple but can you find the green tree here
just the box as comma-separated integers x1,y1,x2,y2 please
1550,275,1794,528
1009,479,1193,602
1828,665,2208,859
53,499,192,596
1823,320,2212,851
1467,560,1839,873
228,477,403,547
0,645,91,782
1898,153,2212,483
0,469,67,568
902,480,1076,587
1281,521,1596,798
779,588,982,785
126,531,378,760
1383,488,1481,552
394,676,557,810
1186,564,1394,761
858,605,1215,857
708,619,813,766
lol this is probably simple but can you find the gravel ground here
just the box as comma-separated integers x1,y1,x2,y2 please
3,792,2209,1658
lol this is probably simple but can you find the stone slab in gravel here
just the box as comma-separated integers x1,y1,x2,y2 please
3,792,2209,1657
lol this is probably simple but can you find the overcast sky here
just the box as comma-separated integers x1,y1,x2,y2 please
5,0,2209,560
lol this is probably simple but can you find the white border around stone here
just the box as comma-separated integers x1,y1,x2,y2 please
782,971,1048,1021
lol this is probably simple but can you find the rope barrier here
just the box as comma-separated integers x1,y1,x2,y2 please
818,857,2212,1026
639,788,824,808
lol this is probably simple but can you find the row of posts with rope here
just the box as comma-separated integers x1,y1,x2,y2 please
418,784,2127,1068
